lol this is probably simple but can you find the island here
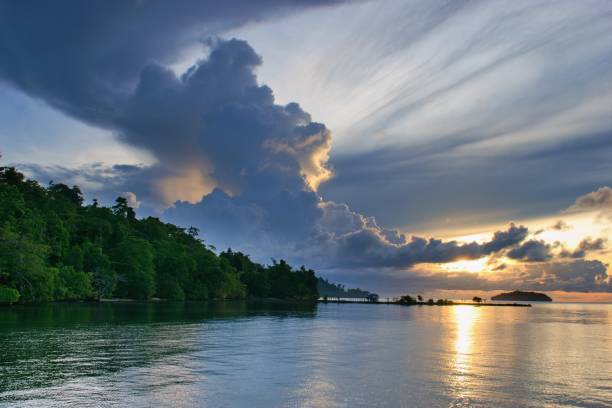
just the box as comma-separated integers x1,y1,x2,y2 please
491,290,552,302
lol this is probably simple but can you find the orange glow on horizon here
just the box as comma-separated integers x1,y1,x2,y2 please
441,257,490,273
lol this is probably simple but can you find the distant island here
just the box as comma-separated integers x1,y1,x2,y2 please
491,290,552,302
318,278,373,299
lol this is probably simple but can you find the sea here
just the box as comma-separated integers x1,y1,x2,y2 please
0,301,610,407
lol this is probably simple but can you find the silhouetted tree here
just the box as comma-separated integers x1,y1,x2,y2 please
399,294,416,305
112,197,135,219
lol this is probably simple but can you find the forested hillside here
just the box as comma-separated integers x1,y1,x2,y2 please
0,167,318,303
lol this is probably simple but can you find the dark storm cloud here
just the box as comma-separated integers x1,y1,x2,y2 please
7,25,335,209
318,221,528,269
482,223,529,253
122,39,332,193
167,188,531,270
0,0,341,128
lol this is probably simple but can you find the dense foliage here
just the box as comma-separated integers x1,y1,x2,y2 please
0,167,319,303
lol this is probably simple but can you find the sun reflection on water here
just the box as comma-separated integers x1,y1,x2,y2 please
453,305,480,383
449,306,481,404
454,306,477,357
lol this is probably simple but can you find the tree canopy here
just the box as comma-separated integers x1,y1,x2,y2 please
0,167,319,303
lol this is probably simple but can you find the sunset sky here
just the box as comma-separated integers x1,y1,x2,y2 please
1,0,611,300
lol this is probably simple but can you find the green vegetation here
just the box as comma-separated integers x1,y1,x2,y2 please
0,167,318,303
0,285,19,304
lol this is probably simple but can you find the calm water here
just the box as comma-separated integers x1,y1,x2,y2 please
0,302,610,408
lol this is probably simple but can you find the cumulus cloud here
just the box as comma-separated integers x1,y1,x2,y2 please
482,223,529,253
17,37,334,212
317,221,530,269
559,237,607,259
506,239,553,262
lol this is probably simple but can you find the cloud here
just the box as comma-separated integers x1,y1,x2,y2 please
1,0,341,212
20,162,179,214
566,186,612,220
16,36,334,210
505,234,607,262
121,192,140,209
329,259,611,294
551,220,571,231
119,39,334,204
169,180,531,270
506,239,553,262
250,0,612,231
0,0,341,128
322,221,530,269
482,223,529,253
321,132,612,232
518,260,611,293
560,237,607,259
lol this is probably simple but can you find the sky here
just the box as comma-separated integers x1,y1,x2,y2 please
1,0,611,300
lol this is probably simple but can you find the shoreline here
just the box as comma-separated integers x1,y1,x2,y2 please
1,297,321,307
2,298,536,307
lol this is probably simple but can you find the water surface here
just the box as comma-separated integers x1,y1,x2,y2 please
1,302,610,407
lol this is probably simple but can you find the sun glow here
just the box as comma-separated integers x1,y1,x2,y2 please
442,257,490,273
